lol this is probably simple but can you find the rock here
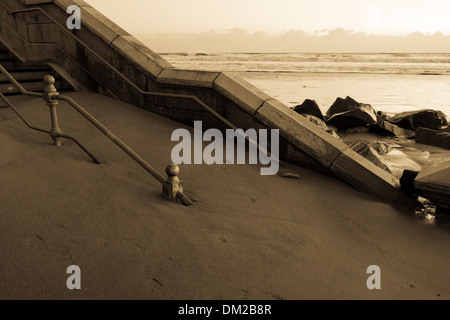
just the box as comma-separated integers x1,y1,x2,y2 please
377,111,389,120
414,154,450,209
415,127,450,150
369,141,392,155
302,114,329,130
277,167,301,179
327,125,338,132
326,96,376,118
327,130,341,140
386,109,449,131
368,119,414,138
345,126,370,134
326,96,378,131
294,99,325,121
349,140,392,173
400,170,424,199
327,107,378,131
301,114,341,139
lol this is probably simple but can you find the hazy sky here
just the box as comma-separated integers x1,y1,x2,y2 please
86,0,450,35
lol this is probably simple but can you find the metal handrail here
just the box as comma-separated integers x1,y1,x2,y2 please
3,6,238,129
57,94,165,184
2,4,283,165
0,64,194,206
0,91,101,164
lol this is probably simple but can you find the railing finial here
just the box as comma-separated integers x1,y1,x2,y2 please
43,75,57,92
163,163,183,202
42,75,62,146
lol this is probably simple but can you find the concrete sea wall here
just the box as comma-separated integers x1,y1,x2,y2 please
0,0,408,203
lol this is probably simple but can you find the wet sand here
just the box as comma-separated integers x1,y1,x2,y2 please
1,91,450,300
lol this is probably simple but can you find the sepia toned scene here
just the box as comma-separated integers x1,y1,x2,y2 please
0,0,449,301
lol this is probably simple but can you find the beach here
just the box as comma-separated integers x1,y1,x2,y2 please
161,53,450,117
1,92,450,300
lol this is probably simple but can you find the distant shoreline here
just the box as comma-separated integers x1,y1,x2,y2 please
161,52,450,118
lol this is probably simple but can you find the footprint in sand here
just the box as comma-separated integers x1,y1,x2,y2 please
221,166,231,174
147,277,164,295
261,291,287,300
21,235,73,259
94,239,109,249
238,186,260,203
94,239,147,252
237,289,286,300
118,239,147,252
218,236,228,243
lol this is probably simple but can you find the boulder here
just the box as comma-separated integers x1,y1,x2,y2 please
326,96,376,118
301,114,341,139
415,127,450,150
400,170,423,199
368,119,414,138
302,114,329,130
327,130,341,140
327,107,378,131
294,99,325,121
415,154,450,209
349,140,392,173
386,109,449,131
326,97,378,131
369,141,392,155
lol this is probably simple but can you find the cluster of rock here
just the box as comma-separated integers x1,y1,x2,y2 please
293,96,449,142
293,97,450,214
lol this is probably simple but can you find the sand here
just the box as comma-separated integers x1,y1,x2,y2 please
1,91,450,300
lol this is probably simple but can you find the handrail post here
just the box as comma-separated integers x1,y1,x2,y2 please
42,75,62,146
163,164,184,202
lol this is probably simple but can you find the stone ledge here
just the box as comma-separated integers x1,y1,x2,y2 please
53,0,91,8
255,98,347,168
110,35,172,79
19,0,52,4
213,72,272,116
157,68,220,88
54,1,130,43
330,147,404,202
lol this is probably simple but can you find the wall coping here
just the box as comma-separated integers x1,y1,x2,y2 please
1,0,410,204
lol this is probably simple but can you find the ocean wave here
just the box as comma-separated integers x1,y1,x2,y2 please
163,53,450,75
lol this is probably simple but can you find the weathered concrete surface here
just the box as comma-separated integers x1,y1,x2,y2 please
214,72,272,115
331,148,403,203
255,98,346,168
157,69,220,88
0,0,410,204
110,35,171,79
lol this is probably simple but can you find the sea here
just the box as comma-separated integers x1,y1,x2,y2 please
160,52,450,118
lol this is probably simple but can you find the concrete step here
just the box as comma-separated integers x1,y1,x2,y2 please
0,44,72,94
0,52,11,60
0,80,70,95
0,70,50,82
0,61,16,69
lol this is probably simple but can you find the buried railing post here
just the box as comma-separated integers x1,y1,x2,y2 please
163,164,184,202
42,75,62,146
